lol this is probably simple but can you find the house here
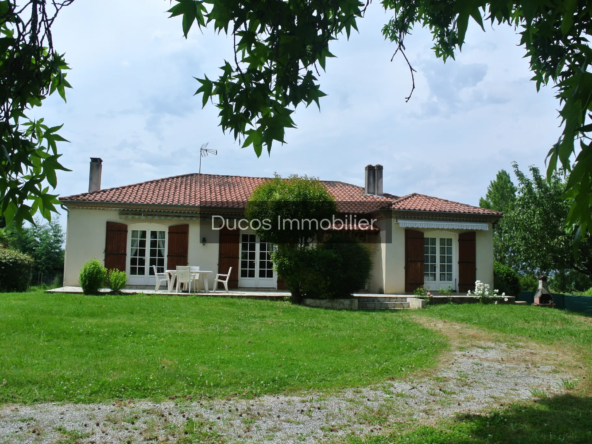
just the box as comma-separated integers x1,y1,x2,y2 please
59,159,502,293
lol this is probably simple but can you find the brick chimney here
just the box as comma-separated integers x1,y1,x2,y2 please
89,158,103,193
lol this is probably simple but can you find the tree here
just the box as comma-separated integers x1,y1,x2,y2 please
1,1,72,228
169,0,592,235
479,170,517,267
245,174,337,303
245,174,337,246
504,163,592,279
7,217,65,283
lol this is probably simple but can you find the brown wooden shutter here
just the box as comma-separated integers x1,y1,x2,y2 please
218,227,239,289
167,224,189,269
458,232,476,293
105,222,128,272
405,229,424,293
277,276,286,290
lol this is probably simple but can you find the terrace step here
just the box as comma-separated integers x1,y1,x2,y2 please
358,301,410,310
356,297,408,303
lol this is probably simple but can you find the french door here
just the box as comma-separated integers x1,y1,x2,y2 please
127,228,167,286
424,237,455,291
238,234,276,288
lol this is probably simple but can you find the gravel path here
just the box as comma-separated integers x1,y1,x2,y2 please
0,321,575,443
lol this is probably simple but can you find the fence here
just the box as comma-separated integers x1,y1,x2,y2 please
519,291,592,315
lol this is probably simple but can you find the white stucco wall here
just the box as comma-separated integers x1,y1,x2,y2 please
63,208,221,288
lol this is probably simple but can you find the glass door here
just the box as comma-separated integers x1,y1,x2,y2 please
128,228,166,286
239,234,276,288
424,236,455,291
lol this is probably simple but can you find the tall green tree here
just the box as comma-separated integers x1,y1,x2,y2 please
504,163,592,279
246,174,337,303
1,0,72,228
170,0,592,236
479,170,517,267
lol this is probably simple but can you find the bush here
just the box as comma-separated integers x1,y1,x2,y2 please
107,269,127,293
519,274,539,292
0,249,34,292
79,259,107,295
493,262,521,296
274,235,372,301
273,247,336,302
318,235,372,298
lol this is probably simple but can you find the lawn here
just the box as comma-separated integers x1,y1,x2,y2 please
350,304,592,444
0,290,445,404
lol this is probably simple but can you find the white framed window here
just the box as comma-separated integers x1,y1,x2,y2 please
439,238,453,282
127,224,167,285
239,233,276,288
424,235,455,289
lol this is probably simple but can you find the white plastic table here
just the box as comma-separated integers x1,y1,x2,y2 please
166,269,212,293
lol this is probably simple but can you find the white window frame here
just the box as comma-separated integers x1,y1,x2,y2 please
238,230,277,288
126,223,168,286
422,230,458,292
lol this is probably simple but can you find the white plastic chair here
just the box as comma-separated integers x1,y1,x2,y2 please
175,266,193,293
215,267,232,292
153,266,170,292
190,266,201,292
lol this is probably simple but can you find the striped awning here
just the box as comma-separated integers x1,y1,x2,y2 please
397,219,489,231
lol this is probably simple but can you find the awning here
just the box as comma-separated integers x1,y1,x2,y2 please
397,219,489,231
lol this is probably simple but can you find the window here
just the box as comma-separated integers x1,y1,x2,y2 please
240,234,257,278
424,237,453,282
130,230,146,276
424,238,436,281
130,229,166,277
439,238,453,281
149,231,166,275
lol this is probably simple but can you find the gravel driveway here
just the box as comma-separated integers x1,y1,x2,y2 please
0,320,575,443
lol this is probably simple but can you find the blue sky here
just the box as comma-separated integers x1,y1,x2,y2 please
35,0,561,220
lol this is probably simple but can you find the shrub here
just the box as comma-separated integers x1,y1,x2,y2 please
272,247,337,302
438,286,454,296
318,235,372,299
493,262,521,296
107,269,127,293
0,249,34,292
275,235,373,301
519,274,539,292
79,259,107,295
413,286,428,297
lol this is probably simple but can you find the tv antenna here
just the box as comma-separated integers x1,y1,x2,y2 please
199,143,217,174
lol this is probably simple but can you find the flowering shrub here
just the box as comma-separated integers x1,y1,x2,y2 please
413,286,432,301
468,280,506,304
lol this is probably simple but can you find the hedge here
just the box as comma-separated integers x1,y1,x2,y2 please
0,249,34,292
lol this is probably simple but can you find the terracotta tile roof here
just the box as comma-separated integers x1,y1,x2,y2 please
60,173,393,214
391,193,501,216
60,174,500,216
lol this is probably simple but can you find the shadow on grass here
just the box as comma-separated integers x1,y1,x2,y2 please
357,393,592,443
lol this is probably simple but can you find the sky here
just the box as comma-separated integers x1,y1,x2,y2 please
34,0,562,225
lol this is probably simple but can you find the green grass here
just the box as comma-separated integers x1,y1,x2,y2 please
0,291,445,404
410,303,592,350
350,395,592,443
350,304,592,444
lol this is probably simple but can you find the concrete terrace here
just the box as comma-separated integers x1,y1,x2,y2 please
48,287,410,298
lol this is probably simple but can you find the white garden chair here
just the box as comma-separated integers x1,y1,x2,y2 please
190,266,200,292
175,266,193,293
215,267,232,292
153,266,170,292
